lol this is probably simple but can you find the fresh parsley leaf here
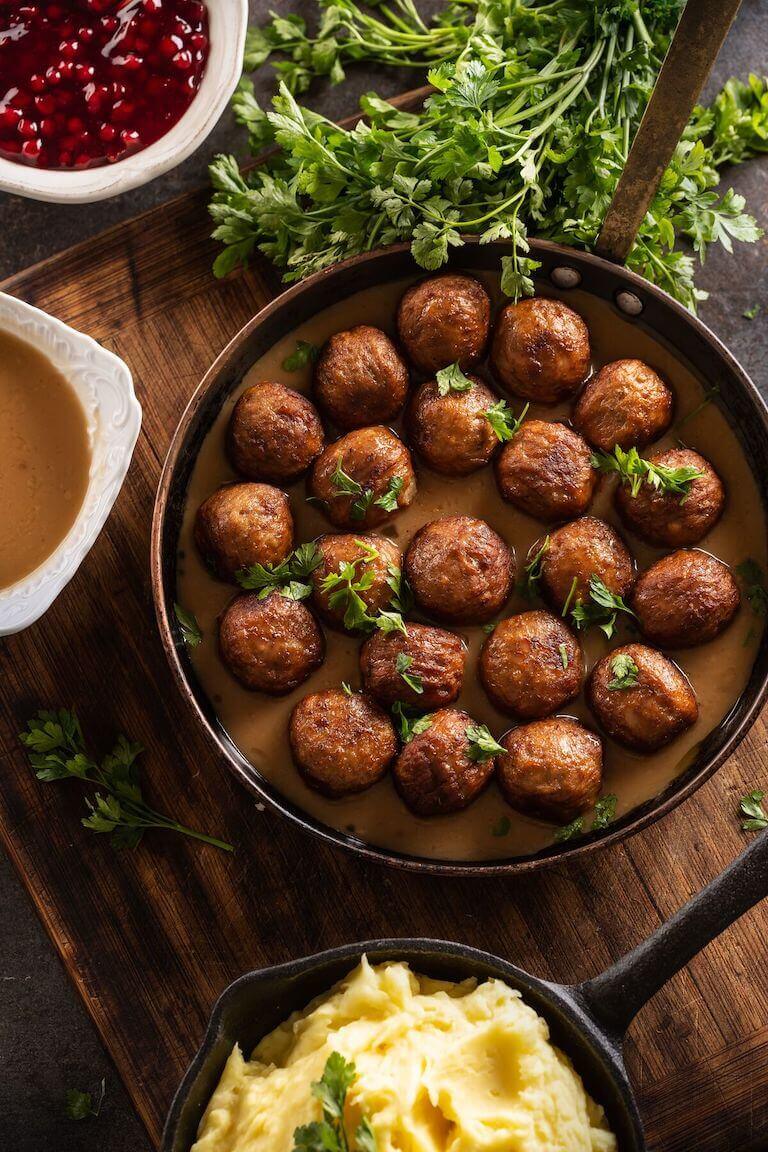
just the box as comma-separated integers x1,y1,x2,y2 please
391,702,432,743
492,815,511,837
331,457,364,497
341,682,353,696
483,621,498,634
591,445,704,501
350,489,375,522
485,400,529,443
592,794,618,830
739,788,768,831
374,475,403,513
395,651,423,694
736,558,768,617
466,724,504,761
554,815,584,843
20,711,233,853
238,542,321,599
282,340,318,372
521,536,549,600
376,610,408,636
386,565,413,615
743,304,760,320
292,1052,377,1152
174,603,202,648
436,362,473,396
321,557,378,632
569,576,636,639
558,643,569,670
608,653,640,690
65,1081,104,1121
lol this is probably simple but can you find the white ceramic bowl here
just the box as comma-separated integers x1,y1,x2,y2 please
0,293,141,635
0,0,248,204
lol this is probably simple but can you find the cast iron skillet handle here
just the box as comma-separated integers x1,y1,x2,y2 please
577,828,768,1038
595,0,742,264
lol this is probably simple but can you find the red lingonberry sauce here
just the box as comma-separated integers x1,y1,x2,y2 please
0,0,209,170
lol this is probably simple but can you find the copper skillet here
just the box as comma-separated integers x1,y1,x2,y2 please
150,0,768,875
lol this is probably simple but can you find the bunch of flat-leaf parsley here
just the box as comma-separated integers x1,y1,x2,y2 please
209,0,767,309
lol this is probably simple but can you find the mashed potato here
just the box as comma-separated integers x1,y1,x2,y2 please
193,958,616,1152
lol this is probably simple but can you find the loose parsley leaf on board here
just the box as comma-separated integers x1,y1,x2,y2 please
174,603,203,648
743,304,760,320
65,1080,105,1122
395,652,423,694
282,339,318,372
608,653,640,690
466,724,504,762
485,400,529,443
436,362,473,396
740,789,768,831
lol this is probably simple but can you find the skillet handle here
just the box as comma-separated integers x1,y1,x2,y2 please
577,828,768,1038
595,0,742,264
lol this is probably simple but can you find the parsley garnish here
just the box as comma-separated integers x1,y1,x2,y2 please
237,541,322,600
485,400,529,443
736,559,768,616
608,653,640,690
521,536,549,600
568,575,636,639
329,459,401,521
739,788,768,831
491,815,511,837
174,603,202,647
591,445,704,502
282,339,318,372
436,362,473,395
386,564,413,615
554,815,583,843
555,793,618,841
466,724,504,761
395,651,423,695
558,643,569,670
20,710,233,852
291,1052,377,1152
743,304,760,321
341,682,354,696
321,554,378,633
675,386,720,431
374,475,404,513
65,1080,105,1122
391,702,432,743
331,457,364,497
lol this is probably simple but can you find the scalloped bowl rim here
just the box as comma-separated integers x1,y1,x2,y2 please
0,0,248,204
0,292,142,635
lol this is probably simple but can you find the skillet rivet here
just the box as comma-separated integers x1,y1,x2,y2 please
616,290,644,316
551,266,581,289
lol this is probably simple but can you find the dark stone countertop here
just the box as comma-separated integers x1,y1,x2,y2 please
0,3,765,1150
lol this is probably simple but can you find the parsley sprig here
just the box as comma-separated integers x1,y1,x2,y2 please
608,653,640,690
485,400,529,443
292,1052,377,1152
436,361,473,395
591,445,704,501
555,794,618,842
466,724,504,762
395,652,423,694
566,575,636,639
321,543,408,635
20,710,233,853
237,541,322,600
391,702,432,743
330,459,403,521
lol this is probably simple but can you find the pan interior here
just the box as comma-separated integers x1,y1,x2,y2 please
163,941,642,1152
161,244,768,870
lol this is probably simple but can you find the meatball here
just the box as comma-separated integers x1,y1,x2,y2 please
194,482,294,582
573,359,673,452
309,426,416,530
490,298,590,403
479,611,583,719
539,516,635,613
313,325,409,430
497,717,603,823
219,591,324,694
393,707,495,816
405,374,499,475
615,448,725,548
360,623,465,709
396,274,490,375
495,419,597,521
311,533,402,633
405,515,515,624
588,643,698,751
289,689,397,797
226,381,325,484
632,549,740,648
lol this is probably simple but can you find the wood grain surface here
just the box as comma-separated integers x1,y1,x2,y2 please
1,183,767,1152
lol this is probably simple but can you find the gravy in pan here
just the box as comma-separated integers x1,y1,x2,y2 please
177,278,767,861
0,328,90,590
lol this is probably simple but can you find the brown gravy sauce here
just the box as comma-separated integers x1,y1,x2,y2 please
0,328,91,590
177,278,766,861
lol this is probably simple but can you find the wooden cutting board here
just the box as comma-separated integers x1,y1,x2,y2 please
1,177,768,1152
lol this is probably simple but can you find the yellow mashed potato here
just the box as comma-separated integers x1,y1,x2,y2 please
193,958,616,1152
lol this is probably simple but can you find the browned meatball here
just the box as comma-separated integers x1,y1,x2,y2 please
219,591,324,694
396,274,490,375
393,708,495,816
227,381,325,484
360,623,465,709
495,419,597,521
479,611,583,719
289,689,397,797
490,298,590,403
311,533,402,633
497,717,603,823
309,426,416,530
615,448,725,548
194,482,294,582
405,515,515,624
405,374,499,475
588,643,698,751
632,550,740,648
573,359,673,452
313,326,409,430
539,516,635,613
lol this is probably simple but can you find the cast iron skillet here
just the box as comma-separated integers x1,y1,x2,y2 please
162,829,768,1151
150,238,768,876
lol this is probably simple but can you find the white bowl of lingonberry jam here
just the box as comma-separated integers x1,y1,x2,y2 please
0,0,247,203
